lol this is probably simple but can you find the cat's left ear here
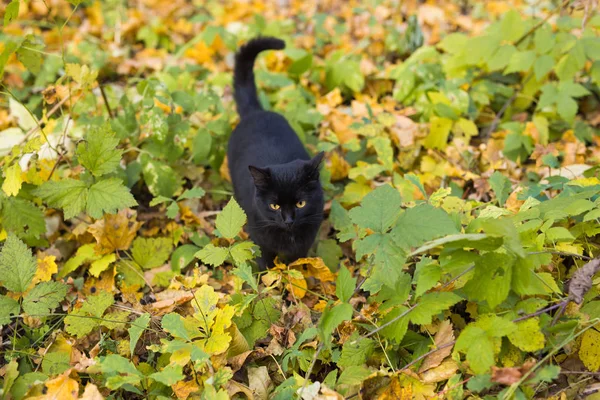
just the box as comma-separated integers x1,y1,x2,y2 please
304,152,325,181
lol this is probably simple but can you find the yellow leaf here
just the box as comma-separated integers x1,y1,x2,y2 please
89,253,116,277
287,275,308,299
580,328,600,372
34,256,58,284
192,285,219,324
172,380,199,400
567,177,600,187
202,332,231,355
42,373,79,400
2,162,23,196
79,383,104,400
328,151,350,181
88,210,142,254
289,257,335,283
212,304,235,334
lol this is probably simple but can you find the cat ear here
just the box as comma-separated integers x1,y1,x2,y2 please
304,152,325,181
248,166,271,188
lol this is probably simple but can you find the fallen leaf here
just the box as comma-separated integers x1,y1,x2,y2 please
88,210,142,255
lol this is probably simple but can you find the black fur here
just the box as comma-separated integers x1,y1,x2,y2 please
228,37,324,270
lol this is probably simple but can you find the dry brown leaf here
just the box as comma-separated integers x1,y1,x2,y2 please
420,359,459,383
418,320,455,373
79,383,103,400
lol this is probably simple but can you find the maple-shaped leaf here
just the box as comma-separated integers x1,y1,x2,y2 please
88,211,142,254
35,179,88,220
0,234,37,293
149,364,184,386
131,237,173,270
128,313,151,357
348,184,402,233
216,197,246,239
195,244,228,267
86,178,137,219
0,295,20,326
22,281,67,316
76,123,122,177
0,196,46,239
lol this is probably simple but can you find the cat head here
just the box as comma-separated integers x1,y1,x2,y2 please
248,152,324,230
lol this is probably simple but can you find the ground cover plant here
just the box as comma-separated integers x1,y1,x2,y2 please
1,0,600,398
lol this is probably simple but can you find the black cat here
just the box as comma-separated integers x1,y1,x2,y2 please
227,37,324,270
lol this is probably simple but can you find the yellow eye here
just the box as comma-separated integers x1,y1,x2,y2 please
269,204,280,210
296,200,306,208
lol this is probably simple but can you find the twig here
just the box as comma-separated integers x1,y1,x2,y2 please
513,301,566,322
99,83,114,119
528,250,592,261
400,341,455,372
484,90,518,138
362,304,417,339
299,342,324,396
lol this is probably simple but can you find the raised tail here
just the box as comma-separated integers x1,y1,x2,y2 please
233,36,285,118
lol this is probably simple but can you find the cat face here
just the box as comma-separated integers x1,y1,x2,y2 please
248,153,324,230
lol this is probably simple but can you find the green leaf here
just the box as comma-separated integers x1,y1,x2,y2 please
413,257,441,298
464,252,514,309
178,187,206,200
0,295,20,326
76,123,122,177
230,241,255,266
98,354,143,389
379,305,410,343
534,54,554,80
22,281,67,316
0,41,19,79
231,261,258,291
489,171,512,206
131,237,173,270
171,244,200,272
128,313,151,357
501,10,525,42
337,365,371,387
0,196,46,239
336,267,356,303
349,184,402,233
487,44,516,71
16,35,43,75
288,52,313,75
555,53,579,82
318,302,353,343
86,178,138,219
141,156,182,198
455,326,495,374
35,179,88,220
392,204,458,250
504,50,536,74
508,317,545,352
216,198,247,239
149,364,184,386
0,235,36,292
195,244,229,267
64,292,114,337
4,0,19,26
10,372,48,400
161,313,200,341
410,292,462,325
546,226,575,242
338,336,375,368
424,116,453,150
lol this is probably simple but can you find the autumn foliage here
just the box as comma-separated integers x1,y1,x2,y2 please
1,0,600,399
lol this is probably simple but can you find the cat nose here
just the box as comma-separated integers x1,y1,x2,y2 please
283,215,294,227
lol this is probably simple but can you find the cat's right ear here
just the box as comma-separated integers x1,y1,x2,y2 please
248,166,270,189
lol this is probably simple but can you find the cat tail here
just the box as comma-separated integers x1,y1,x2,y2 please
234,36,285,118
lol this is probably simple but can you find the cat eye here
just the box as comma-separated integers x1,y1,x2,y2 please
296,200,306,208
269,203,280,210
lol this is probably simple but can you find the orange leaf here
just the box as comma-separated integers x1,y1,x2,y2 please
88,210,142,254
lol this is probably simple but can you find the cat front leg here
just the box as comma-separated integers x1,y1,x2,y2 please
256,248,276,271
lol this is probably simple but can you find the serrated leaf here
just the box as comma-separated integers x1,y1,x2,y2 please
336,266,356,303
178,187,206,200
348,184,401,233
16,35,43,75
129,313,151,357
88,253,116,277
455,326,495,374
76,123,122,177
98,354,143,389
149,364,184,386
2,163,22,196
0,295,20,326
131,237,172,270
392,204,458,250
161,313,200,341
231,262,258,291
505,50,536,74
64,292,114,338
410,292,462,325
508,317,545,352
230,241,255,265
380,305,410,343
216,198,246,239
0,196,46,239
338,336,375,368
195,244,228,267
337,365,371,387
424,116,453,150
464,252,514,309
65,63,97,86
35,179,88,220
414,257,441,298
489,171,512,206
0,234,37,293
141,156,182,198
4,0,19,26
318,302,353,343
171,244,200,272
86,178,137,219
22,281,67,316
